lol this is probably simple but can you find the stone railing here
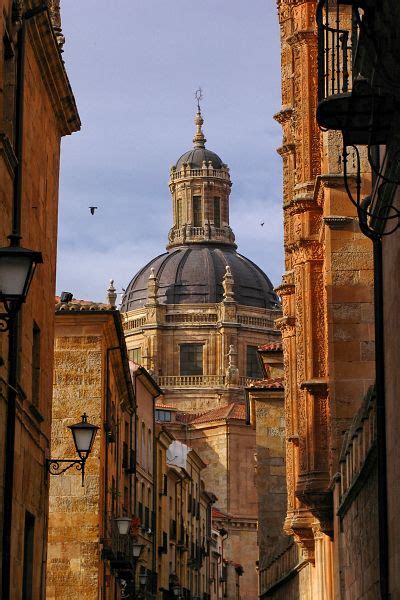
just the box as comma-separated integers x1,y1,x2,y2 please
237,314,276,329
155,375,257,388
156,375,226,388
170,167,230,182
123,316,146,331
338,387,377,512
168,225,234,245
165,313,218,324
260,540,302,596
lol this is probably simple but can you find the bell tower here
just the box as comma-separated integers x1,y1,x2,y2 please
167,102,236,248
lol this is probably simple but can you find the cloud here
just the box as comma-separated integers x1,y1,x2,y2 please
57,0,284,300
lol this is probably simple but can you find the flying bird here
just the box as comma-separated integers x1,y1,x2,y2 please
260,222,265,227
89,206,98,215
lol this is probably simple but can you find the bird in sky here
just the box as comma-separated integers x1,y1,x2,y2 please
260,222,265,226
89,206,98,215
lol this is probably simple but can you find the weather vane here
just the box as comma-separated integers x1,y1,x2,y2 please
195,87,203,111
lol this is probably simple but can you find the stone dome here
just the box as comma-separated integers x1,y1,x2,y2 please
175,148,223,170
121,245,280,311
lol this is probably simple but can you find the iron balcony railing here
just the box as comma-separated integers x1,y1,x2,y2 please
317,0,359,104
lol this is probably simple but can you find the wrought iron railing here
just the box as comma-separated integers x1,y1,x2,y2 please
317,0,359,103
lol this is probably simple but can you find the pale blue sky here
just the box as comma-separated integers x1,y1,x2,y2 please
56,0,284,303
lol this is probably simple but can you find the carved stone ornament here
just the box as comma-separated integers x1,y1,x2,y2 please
323,216,353,230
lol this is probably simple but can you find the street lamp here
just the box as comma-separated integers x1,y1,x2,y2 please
139,571,147,587
172,585,181,597
132,542,144,559
47,413,99,485
115,517,132,536
0,245,43,329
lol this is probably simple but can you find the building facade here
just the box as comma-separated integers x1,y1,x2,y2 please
274,0,378,598
0,2,79,598
47,300,135,599
121,108,281,599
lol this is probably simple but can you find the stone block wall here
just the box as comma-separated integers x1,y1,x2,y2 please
47,334,102,600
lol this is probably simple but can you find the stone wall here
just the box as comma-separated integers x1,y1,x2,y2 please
47,334,102,599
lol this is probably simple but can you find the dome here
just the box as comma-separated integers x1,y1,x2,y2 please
175,148,223,170
121,245,280,311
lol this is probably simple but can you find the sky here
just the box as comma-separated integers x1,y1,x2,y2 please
56,0,284,303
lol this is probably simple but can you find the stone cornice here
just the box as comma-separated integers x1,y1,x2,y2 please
323,216,353,230
300,378,328,395
27,9,80,136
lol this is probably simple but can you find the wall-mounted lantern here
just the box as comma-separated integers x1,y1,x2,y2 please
47,413,99,486
0,245,43,330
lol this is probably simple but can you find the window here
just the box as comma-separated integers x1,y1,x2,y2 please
129,347,142,364
22,512,35,600
155,409,172,422
177,198,183,227
192,195,202,227
180,344,203,376
213,197,221,228
246,346,263,378
31,322,41,407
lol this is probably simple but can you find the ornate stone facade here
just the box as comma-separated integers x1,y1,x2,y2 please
276,0,374,596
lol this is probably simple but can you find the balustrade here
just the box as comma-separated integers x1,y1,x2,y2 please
339,388,376,505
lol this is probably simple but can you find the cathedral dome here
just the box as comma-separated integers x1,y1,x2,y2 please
121,245,279,311
175,148,223,170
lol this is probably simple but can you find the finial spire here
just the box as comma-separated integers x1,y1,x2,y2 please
193,87,206,148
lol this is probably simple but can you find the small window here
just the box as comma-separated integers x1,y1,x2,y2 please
177,198,183,227
129,347,142,364
246,346,264,378
180,344,203,376
193,195,202,227
213,197,221,228
155,409,172,422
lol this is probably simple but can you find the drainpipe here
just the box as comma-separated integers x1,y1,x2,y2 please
373,238,389,600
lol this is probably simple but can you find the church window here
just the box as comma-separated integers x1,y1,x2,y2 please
213,197,221,228
177,198,183,227
246,346,263,378
180,344,203,376
192,196,202,227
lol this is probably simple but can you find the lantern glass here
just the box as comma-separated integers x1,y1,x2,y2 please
173,586,181,596
68,413,99,459
115,517,131,536
139,572,147,586
0,246,42,305
132,543,144,559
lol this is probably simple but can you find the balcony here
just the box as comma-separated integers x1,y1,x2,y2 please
101,515,137,571
316,0,393,145
155,374,258,388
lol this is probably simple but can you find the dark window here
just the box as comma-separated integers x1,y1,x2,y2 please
246,346,264,378
177,198,183,227
180,344,203,376
170,519,177,540
22,511,35,600
155,409,171,422
31,322,41,407
213,197,221,228
193,195,202,227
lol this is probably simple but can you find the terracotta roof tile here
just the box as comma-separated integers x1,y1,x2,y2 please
248,377,284,390
258,342,283,352
189,402,246,425
155,403,177,410
55,297,113,312
212,507,233,520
